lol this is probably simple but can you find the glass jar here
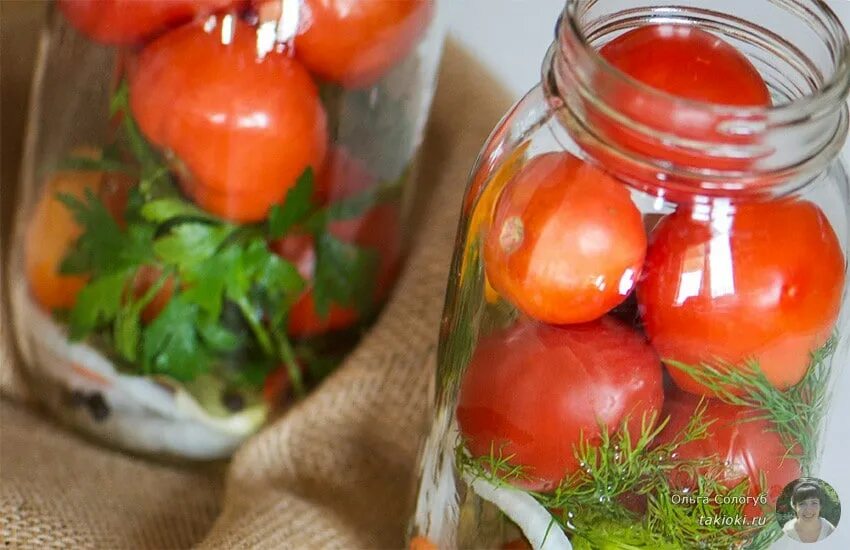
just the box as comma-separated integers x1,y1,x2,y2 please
8,0,444,459
410,1,850,548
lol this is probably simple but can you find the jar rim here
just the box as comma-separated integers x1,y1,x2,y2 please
548,0,850,196
559,0,850,125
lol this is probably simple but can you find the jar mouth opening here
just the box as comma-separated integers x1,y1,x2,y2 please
549,0,850,196
559,0,850,125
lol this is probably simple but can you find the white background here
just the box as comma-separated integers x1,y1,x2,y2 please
443,1,850,548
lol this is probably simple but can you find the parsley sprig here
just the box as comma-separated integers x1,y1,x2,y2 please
55,81,402,399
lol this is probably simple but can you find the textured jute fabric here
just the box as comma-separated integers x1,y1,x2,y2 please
0,4,514,545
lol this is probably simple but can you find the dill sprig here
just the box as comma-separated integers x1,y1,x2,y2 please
455,438,532,489
665,337,837,470
526,405,711,513
455,401,783,548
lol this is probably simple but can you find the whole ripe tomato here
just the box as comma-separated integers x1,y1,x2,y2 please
290,0,434,87
271,147,402,337
457,316,664,492
58,0,241,45
593,24,771,175
655,391,800,518
130,18,327,222
484,152,646,325
637,200,844,396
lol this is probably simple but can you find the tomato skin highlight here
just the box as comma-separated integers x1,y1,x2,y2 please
58,0,241,45
637,200,844,396
457,316,664,492
655,391,801,518
484,152,646,325
270,148,402,337
291,0,434,88
129,19,327,221
593,24,772,175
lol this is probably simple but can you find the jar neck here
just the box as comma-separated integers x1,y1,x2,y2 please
543,0,850,200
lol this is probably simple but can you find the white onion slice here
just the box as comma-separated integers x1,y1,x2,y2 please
463,472,573,550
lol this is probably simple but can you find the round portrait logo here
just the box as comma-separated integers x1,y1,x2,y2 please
776,478,841,544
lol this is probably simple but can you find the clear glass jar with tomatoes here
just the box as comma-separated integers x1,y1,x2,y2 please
7,0,443,459
410,0,850,548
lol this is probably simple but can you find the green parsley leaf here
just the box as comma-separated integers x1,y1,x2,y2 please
67,271,131,341
142,297,209,381
58,189,155,275
312,233,378,319
142,198,224,224
267,169,316,238
113,267,173,362
198,320,241,353
237,240,305,305
114,306,141,362
181,248,237,320
153,223,232,270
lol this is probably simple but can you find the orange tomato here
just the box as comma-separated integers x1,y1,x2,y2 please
484,152,646,325
129,19,327,221
25,171,103,311
292,0,434,87
58,0,241,45
408,536,438,550
637,200,844,396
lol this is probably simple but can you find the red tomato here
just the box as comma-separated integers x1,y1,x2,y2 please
484,152,646,325
262,365,292,406
457,316,664,492
591,24,771,177
130,18,327,222
129,265,175,324
655,391,800,518
99,172,136,228
270,147,402,337
291,0,434,87
58,0,241,45
637,200,844,396
180,177,293,223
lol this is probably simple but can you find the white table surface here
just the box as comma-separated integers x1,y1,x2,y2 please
443,2,850,548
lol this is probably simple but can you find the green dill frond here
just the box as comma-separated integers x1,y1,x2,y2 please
664,337,837,471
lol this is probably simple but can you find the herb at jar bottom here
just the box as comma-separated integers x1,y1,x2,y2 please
665,336,837,470
454,333,837,550
52,80,405,407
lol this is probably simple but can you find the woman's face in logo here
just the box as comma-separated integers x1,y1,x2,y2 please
795,498,821,520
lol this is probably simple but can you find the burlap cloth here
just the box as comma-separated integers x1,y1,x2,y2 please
0,3,513,548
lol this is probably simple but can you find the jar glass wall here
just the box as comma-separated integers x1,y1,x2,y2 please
411,1,850,548
8,0,444,459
